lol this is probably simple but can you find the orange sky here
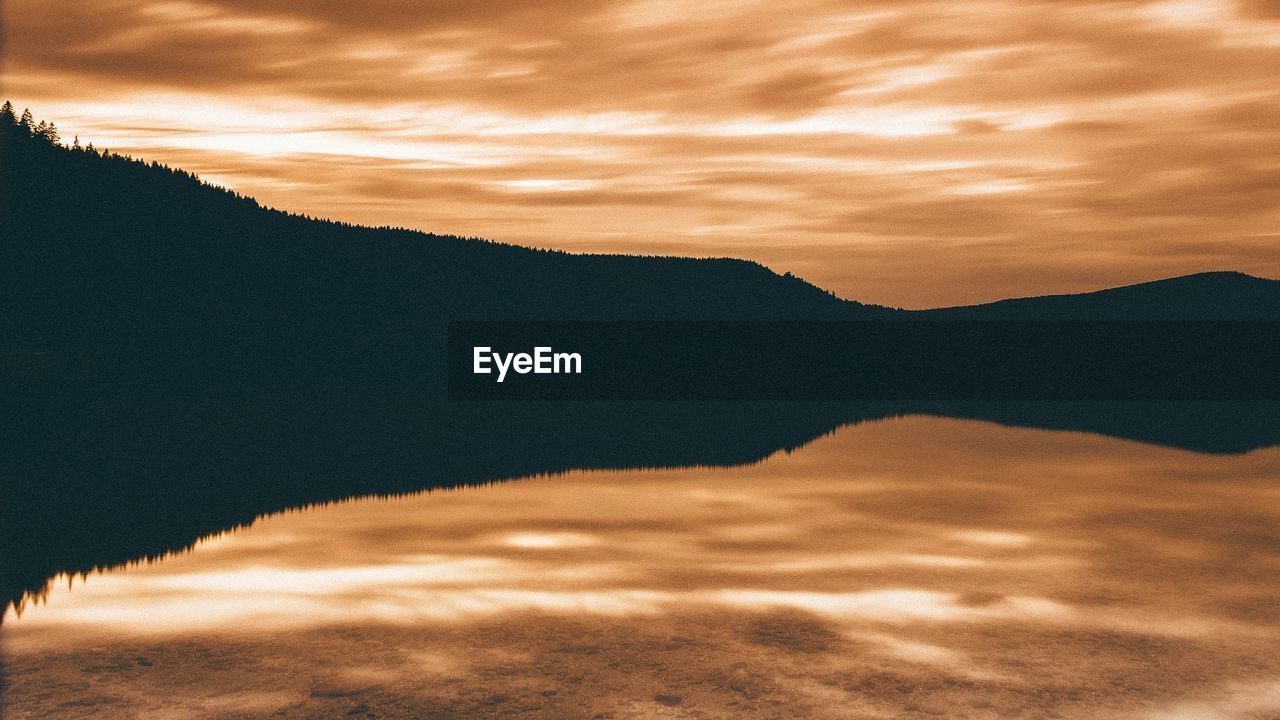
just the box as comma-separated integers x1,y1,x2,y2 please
4,0,1279,307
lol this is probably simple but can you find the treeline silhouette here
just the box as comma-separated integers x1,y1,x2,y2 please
1,105,888,399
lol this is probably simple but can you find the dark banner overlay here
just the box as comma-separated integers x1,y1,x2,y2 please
448,321,1280,401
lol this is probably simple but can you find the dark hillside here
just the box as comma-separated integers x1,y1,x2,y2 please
0,106,881,396
920,271,1280,320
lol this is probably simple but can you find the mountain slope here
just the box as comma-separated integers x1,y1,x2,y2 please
1,108,887,395
1,115,872,326
923,271,1280,320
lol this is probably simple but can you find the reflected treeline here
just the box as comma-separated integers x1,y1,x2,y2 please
3,397,1278,619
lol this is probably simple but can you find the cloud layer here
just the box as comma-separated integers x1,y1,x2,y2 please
5,0,1278,306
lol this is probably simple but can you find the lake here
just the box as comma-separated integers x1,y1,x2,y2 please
4,413,1280,719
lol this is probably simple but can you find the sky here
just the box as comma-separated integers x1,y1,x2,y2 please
3,0,1278,307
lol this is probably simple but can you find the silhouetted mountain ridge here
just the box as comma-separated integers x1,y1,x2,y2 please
921,271,1280,320
1,105,890,396
3,105,1279,400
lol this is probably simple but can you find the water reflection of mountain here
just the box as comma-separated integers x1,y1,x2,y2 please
4,398,1277,619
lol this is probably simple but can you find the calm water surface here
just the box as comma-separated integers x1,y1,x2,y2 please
4,415,1280,719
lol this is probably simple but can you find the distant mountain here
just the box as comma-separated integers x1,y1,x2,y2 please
922,271,1280,320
